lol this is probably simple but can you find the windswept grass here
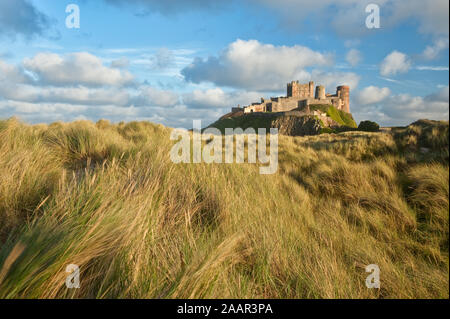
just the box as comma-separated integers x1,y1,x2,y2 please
0,117,448,298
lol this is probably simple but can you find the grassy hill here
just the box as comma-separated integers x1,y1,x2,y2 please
208,112,278,132
210,105,358,136
0,117,448,298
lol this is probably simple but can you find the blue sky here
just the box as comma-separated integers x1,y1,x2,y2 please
0,0,448,127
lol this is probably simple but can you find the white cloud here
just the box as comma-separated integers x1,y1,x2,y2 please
0,0,53,39
344,39,361,48
0,82,180,109
380,51,411,76
0,60,30,83
183,88,261,109
182,39,333,91
154,48,174,69
23,52,135,87
355,86,391,105
415,66,449,71
383,93,449,123
352,86,449,126
111,57,130,69
388,0,449,36
346,49,362,67
421,38,449,60
378,76,402,84
425,85,449,103
0,57,177,107
310,70,360,91
0,100,88,114
0,83,131,106
134,86,179,107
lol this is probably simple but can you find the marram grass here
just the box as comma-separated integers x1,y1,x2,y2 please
0,117,448,298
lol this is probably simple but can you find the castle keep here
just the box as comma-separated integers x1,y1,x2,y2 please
232,81,350,114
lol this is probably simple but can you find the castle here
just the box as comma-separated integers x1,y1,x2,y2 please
232,81,350,114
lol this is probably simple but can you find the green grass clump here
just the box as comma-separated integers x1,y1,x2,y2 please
0,117,448,299
308,104,357,128
325,105,357,128
308,104,329,113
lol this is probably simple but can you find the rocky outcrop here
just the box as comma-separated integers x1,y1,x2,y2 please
271,116,322,136
208,110,349,137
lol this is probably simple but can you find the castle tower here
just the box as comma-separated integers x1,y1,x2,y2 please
287,81,297,97
309,81,315,98
287,81,314,98
336,86,350,113
315,85,326,99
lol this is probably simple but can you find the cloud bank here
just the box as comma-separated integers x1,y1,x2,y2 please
23,52,135,87
0,0,54,39
104,0,449,36
352,85,449,126
182,39,334,91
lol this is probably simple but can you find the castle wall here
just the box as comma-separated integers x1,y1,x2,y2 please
300,98,333,108
244,97,300,113
271,97,300,112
